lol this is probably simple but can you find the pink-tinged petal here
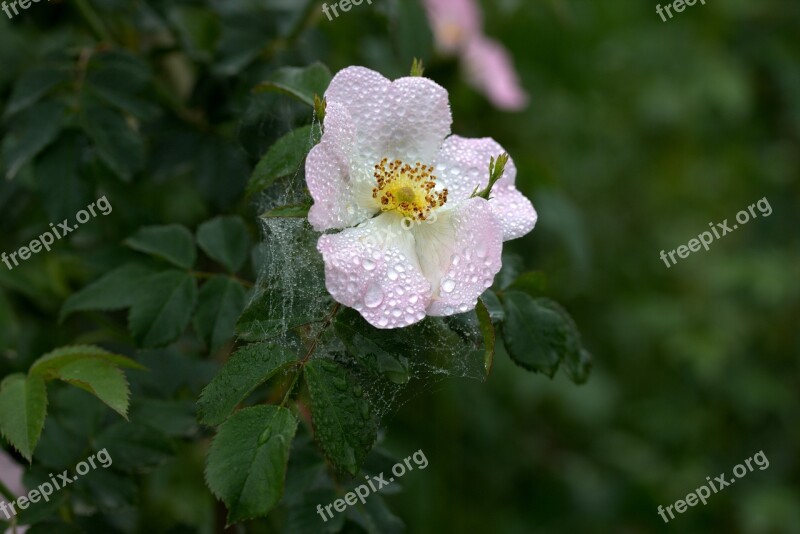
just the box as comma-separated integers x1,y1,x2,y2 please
318,213,432,329
488,183,538,241
433,135,535,240
412,198,503,316
383,77,452,163
434,135,516,199
422,0,483,53
324,67,452,164
463,37,529,111
325,67,391,163
307,102,377,232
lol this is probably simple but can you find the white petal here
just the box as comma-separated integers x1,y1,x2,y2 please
433,135,536,240
307,102,377,231
412,198,503,316
317,213,432,329
325,66,452,165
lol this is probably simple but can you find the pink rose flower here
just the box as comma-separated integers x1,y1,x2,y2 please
307,67,537,329
422,0,529,111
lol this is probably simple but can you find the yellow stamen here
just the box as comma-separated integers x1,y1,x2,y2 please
371,158,448,220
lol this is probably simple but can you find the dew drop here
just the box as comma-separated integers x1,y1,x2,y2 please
441,279,456,293
258,427,271,445
364,284,384,308
333,377,348,391
363,259,376,271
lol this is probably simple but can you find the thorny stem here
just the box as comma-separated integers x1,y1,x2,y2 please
279,303,342,408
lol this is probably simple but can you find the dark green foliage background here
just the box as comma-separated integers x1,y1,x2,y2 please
0,0,798,532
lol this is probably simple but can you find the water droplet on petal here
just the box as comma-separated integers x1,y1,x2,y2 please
441,279,456,293
364,283,384,308
363,259,376,271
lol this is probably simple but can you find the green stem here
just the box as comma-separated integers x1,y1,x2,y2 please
278,303,341,407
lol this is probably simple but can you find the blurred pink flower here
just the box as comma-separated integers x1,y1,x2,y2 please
0,450,25,497
421,0,529,111
307,67,537,329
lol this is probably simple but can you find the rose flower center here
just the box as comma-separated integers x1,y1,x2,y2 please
372,158,448,220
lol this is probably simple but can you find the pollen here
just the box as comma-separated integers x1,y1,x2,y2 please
372,158,448,220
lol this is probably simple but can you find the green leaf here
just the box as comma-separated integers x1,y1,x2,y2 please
0,374,47,461
29,345,145,418
304,359,377,475
507,271,548,296
348,493,405,534
196,216,252,272
193,276,247,353
30,345,146,377
236,281,330,343
35,133,95,223
81,99,145,182
334,308,489,385
254,63,332,107
60,263,157,321
95,421,175,473
247,125,319,196
168,5,221,63
567,348,593,385
205,405,298,525
86,52,159,120
2,100,65,180
260,204,311,219
125,225,196,269
198,343,297,427
480,290,505,323
4,66,69,118
500,292,581,378
129,270,198,348
53,359,131,418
